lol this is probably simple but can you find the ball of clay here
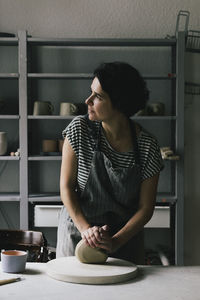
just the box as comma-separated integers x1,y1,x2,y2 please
75,239,108,264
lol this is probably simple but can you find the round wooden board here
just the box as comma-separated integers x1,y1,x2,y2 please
46,256,138,285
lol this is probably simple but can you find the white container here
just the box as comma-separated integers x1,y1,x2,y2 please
1,250,27,273
0,132,7,155
34,205,62,227
145,206,170,228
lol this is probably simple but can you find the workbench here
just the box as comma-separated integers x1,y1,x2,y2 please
0,262,199,300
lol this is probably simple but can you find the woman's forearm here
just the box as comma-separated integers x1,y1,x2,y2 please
112,206,153,251
61,187,91,233
111,174,159,252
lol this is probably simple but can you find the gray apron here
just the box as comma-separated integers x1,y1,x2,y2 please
56,116,144,263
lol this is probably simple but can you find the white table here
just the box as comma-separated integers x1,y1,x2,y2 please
0,262,200,300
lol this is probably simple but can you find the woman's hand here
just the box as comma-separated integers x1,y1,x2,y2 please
81,225,119,253
81,226,103,248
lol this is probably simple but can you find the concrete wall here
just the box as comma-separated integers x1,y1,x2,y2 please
0,0,200,265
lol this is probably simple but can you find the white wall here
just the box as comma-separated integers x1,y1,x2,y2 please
0,0,200,38
0,0,200,265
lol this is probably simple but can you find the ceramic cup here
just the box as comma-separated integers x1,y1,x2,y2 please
59,102,78,116
58,139,64,152
33,101,54,115
0,132,7,155
146,102,165,116
42,139,57,152
1,250,27,273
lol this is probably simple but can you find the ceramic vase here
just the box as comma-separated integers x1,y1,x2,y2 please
0,132,7,155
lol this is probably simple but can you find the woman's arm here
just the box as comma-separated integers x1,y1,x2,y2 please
96,173,160,253
60,137,107,246
60,137,91,233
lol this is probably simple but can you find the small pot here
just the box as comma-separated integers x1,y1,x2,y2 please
1,250,27,273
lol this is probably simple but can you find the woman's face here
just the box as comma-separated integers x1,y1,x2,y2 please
85,77,116,122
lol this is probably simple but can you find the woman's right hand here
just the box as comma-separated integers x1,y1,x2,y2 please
81,226,103,248
81,225,110,248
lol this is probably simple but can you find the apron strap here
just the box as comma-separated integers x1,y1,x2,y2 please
129,119,141,166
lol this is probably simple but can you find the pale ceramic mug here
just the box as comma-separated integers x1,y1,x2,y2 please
1,250,27,273
42,139,57,152
58,139,64,152
146,102,165,116
59,102,78,116
33,101,54,115
0,132,7,155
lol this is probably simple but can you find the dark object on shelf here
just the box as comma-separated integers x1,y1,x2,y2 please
42,139,57,152
135,102,165,116
0,229,48,262
0,32,15,37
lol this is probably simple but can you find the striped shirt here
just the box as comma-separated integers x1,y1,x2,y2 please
63,115,163,193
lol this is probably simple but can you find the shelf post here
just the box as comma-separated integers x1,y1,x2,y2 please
175,31,185,265
18,30,28,230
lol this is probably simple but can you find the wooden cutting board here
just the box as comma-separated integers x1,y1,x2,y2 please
46,256,138,285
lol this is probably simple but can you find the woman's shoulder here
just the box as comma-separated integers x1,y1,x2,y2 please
69,115,100,128
137,124,160,150
62,115,100,138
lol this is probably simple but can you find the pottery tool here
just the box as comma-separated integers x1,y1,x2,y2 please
46,256,138,285
0,277,21,286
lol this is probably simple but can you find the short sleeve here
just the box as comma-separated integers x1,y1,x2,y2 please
139,133,164,181
62,116,82,158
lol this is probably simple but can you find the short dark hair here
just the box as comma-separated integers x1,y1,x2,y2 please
93,62,149,117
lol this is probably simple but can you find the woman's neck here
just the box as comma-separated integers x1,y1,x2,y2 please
102,113,130,141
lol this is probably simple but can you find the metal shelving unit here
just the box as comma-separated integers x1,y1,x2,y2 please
0,30,185,265
0,34,20,213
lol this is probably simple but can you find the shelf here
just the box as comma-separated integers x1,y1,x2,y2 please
0,115,19,119
28,156,61,161
0,156,20,160
0,193,20,201
0,73,19,79
27,115,176,120
156,193,177,204
132,116,177,120
29,193,61,202
28,73,93,79
28,115,74,120
0,37,18,46
28,37,176,47
28,73,175,80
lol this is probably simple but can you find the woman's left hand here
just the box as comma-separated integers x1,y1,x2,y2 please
96,225,118,254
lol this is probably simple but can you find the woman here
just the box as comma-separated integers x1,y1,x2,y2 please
56,62,163,263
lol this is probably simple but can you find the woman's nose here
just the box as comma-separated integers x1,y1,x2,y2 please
85,94,94,105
